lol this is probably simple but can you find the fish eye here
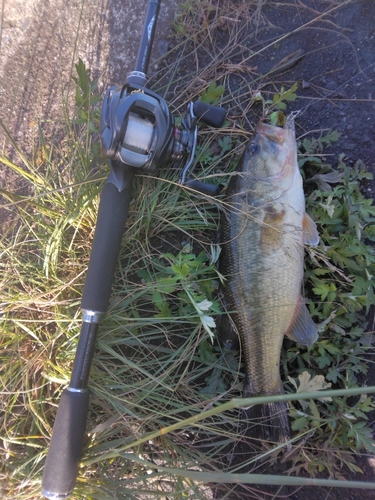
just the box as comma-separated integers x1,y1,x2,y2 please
248,141,258,154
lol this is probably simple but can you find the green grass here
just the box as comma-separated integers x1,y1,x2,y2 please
1,0,375,498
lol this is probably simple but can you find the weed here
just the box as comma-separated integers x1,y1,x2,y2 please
255,82,298,124
137,244,222,340
278,130,375,476
200,82,226,106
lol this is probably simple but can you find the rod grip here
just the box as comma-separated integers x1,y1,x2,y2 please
81,176,133,313
42,389,89,499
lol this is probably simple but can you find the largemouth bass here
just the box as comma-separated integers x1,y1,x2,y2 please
220,115,319,444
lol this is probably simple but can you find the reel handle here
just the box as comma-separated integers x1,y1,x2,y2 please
178,101,226,195
184,178,220,196
193,101,227,128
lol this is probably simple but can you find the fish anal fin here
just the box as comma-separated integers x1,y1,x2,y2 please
303,213,319,246
286,297,318,347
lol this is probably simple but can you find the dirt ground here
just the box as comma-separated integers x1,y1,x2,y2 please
256,0,375,196
1,0,375,498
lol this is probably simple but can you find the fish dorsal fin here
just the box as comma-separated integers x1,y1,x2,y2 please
303,213,319,246
285,297,319,347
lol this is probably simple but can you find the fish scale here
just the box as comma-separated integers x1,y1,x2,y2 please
220,116,319,444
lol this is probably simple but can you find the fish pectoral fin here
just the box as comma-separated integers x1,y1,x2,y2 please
259,208,286,253
302,213,319,246
285,298,319,347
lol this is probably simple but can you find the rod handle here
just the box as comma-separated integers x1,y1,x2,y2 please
42,389,89,499
81,169,134,313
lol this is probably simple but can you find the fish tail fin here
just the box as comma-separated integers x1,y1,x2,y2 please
241,398,291,446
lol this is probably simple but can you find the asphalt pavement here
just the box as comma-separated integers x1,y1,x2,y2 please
0,0,180,147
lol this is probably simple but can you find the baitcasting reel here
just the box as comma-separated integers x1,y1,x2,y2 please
100,76,227,195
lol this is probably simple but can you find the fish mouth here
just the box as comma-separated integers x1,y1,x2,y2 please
253,116,298,181
255,117,295,145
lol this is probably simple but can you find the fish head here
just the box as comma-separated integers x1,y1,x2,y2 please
245,116,298,186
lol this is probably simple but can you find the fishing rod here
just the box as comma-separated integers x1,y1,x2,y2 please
41,1,226,498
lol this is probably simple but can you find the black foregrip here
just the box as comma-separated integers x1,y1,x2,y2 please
193,101,227,128
42,389,89,499
81,177,133,313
